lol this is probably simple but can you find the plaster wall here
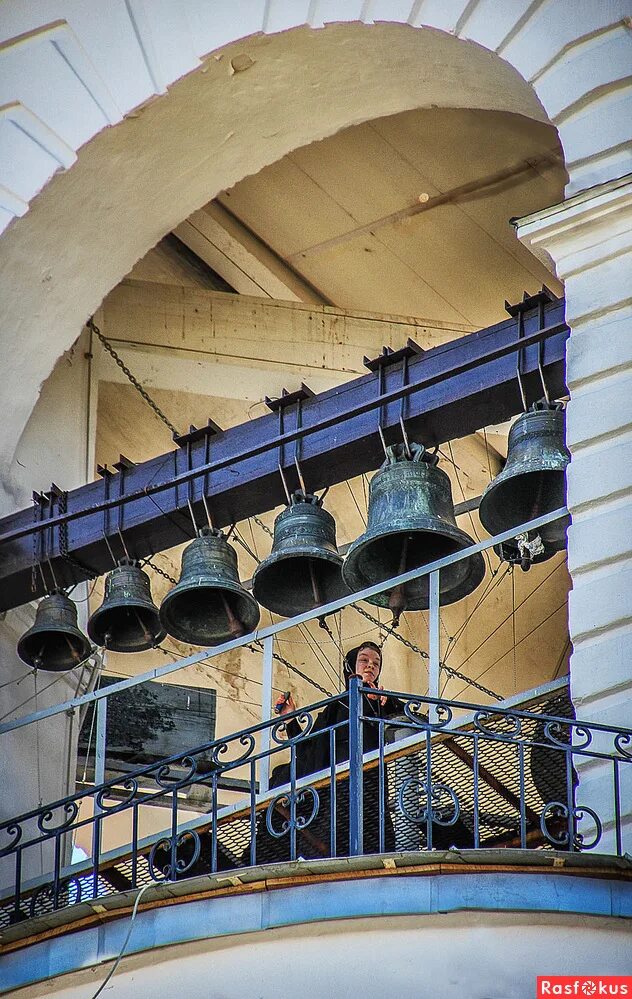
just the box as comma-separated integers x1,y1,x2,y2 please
0,335,94,887
9,909,632,999
0,1,630,486
518,177,632,854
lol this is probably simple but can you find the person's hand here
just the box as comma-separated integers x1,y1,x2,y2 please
364,680,387,707
275,692,297,716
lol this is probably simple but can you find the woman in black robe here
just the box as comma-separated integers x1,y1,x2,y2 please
253,642,403,863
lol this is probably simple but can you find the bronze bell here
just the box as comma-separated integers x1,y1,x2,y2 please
479,402,570,568
88,559,165,652
160,529,260,646
18,592,92,671
252,492,349,617
343,443,485,623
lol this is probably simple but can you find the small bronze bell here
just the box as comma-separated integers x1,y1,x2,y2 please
18,592,91,671
88,559,165,652
479,402,570,568
252,493,348,617
160,529,260,646
343,443,485,623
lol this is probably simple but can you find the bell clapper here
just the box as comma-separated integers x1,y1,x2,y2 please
132,608,154,647
63,634,81,663
220,592,245,639
307,557,323,608
388,534,409,626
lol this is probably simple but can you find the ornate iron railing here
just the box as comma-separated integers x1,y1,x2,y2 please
1,677,629,929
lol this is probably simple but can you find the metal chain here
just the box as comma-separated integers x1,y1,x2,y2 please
249,641,332,697
142,558,177,585
351,603,503,702
87,318,180,437
58,491,98,582
253,515,274,539
31,495,38,594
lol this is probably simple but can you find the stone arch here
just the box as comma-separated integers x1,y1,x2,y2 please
0,3,629,487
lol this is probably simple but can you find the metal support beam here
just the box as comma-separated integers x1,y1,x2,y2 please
0,296,567,611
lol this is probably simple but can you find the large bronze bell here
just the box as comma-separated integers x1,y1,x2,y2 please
18,592,92,671
343,443,485,622
479,402,570,568
88,559,165,652
160,529,260,646
252,492,349,617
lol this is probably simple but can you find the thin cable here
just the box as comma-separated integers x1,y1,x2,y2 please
297,621,340,690
81,671,103,783
448,440,492,575
511,567,517,693
482,427,494,481
452,599,567,700
552,635,571,680
345,479,366,527
251,642,332,698
154,645,282,696
444,564,509,660
0,669,34,690
0,672,78,723
452,557,567,675
90,882,155,999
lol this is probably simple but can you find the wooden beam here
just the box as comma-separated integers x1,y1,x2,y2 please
0,293,568,611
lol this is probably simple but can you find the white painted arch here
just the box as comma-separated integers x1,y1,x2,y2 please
0,1,630,497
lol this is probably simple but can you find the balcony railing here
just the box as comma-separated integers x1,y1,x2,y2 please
1,506,629,931
1,674,630,929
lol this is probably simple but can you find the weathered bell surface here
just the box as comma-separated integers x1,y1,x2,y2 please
252,493,349,617
18,592,91,671
88,559,165,653
160,529,260,646
342,443,485,621
479,402,570,565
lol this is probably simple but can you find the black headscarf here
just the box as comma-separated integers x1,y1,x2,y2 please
343,642,382,682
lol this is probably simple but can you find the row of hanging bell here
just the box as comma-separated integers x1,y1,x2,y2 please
19,404,569,670
478,401,570,571
252,445,485,626
18,529,261,670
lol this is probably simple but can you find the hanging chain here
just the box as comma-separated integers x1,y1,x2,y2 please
142,558,177,585
58,491,98,582
87,318,180,437
351,603,503,702
253,515,274,539
249,641,332,697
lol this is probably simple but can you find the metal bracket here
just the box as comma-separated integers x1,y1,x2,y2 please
264,384,316,412
172,419,223,448
504,285,557,318
363,338,424,371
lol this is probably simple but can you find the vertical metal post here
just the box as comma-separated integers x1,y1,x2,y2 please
348,674,363,856
94,695,107,792
93,693,107,859
260,635,274,795
428,570,440,723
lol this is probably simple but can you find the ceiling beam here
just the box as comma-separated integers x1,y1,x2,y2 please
0,293,568,611
174,201,326,303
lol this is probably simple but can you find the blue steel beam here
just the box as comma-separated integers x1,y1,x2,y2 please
0,296,567,611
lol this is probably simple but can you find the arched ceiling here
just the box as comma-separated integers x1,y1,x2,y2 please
0,22,551,493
